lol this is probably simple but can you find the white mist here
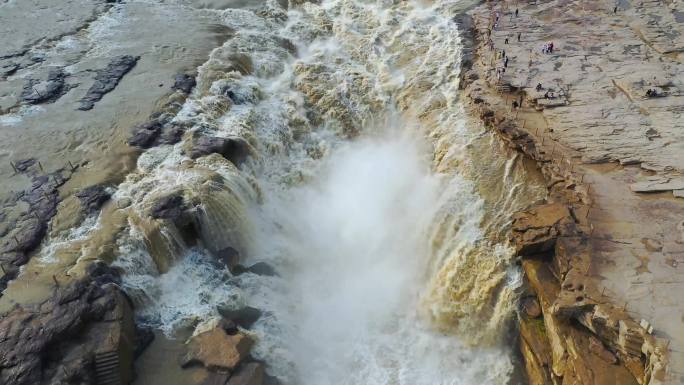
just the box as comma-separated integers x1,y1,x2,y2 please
249,133,515,385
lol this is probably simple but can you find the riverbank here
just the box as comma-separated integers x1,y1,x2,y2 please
461,1,684,384
2,0,534,384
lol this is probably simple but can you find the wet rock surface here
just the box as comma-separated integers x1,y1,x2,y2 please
217,305,262,329
128,120,164,149
172,73,197,94
75,184,111,214
149,193,187,220
232,262,279,277
181,327,253,371
20,68,71,104
213,246,241,270
0,263,137,385
188,135,251,166
78,55,140,111
0,171,68,292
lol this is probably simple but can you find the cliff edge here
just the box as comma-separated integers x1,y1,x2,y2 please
462,1,684,384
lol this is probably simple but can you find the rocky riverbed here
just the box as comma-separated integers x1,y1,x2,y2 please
2,0,681,385
461,1,684,384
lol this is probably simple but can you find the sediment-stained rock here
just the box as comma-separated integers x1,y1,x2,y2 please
213,246,241,270
511,203,573,256
75,184,111,214
0,171,67,292
128,120,163,148
149,192,187,220
20,68,70,104
78,55,140,111
187,135,252,166
181,327,253,371
0,263,137,385
172,73,197,94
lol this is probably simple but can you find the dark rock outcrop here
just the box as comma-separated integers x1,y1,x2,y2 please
0,263,138,385
1,172,66,292
149,193,186,220
188,135,251,166
232,262,278,277
127,120,163,148
159,121,186,145
172,73,197,94
128,118,188,148
20,68,69,104
134,325,155,359
75,185,111,214
212,246,240,270
12,158,36,173
217,305,262,329
78,55,139,111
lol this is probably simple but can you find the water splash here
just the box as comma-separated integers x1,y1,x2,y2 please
89,0,542,383
242,133,517,384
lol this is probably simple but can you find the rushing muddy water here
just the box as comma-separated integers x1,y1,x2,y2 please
3,0,547,383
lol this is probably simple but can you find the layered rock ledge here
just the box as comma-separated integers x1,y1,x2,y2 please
461,1,684,384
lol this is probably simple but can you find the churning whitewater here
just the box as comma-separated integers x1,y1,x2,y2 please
20,0,546,383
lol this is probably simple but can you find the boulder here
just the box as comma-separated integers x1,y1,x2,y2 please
213,246,240,270
149,193,186,220
245,262,278,277
217,305,262,329
188,135,251,166
13,158,36,173
159,122,186,145
128,120,163,148
172,73,197,94
181,328,253,371
75,185,111,214
231,262,278,277
0,264,137,385
227,363,264,385
511,203,573,256
79,55,139,111
521,296,542,318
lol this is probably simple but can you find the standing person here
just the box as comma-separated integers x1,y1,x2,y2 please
505,37,509,44
549,41,554,53
504,57,509,68
614,5,618,13
515,8,519,17
518,32,521,42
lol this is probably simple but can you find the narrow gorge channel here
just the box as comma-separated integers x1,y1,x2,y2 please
1,0,548,384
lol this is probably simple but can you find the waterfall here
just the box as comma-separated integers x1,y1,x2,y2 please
22,0,547,383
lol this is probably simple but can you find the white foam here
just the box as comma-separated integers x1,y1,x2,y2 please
111,0,523,383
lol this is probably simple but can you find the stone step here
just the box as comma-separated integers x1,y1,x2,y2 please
95,350,121,385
